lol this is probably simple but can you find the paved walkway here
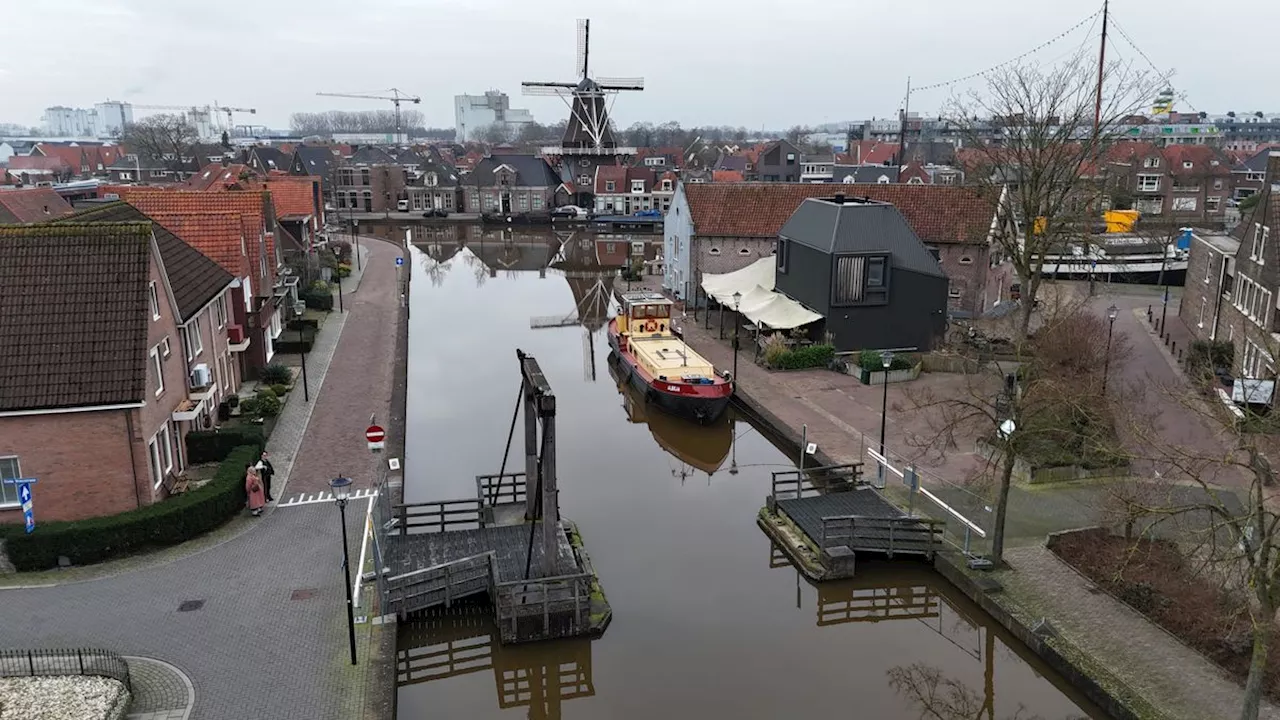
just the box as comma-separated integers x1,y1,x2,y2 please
1002,545,1280,720
0,237,406,719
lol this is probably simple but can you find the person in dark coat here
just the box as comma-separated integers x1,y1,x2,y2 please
256,451,276,502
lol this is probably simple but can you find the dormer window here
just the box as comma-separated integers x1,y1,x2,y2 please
631,180,645,194
662,180,672,191
426,172,438,186
1183,161,1193,169
605,180,615,192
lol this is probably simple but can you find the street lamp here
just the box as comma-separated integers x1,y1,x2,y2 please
329,475,358,666
352,218,361,271
332,246,344,313
1103,304,1118,394
879,350,894,481
296,302,310,402
732,290,742,384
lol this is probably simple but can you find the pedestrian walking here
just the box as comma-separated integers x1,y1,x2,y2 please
257,451,276,501
246,464,266,517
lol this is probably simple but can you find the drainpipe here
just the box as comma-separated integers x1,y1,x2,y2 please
124,409,142,509
1211,254,1228,341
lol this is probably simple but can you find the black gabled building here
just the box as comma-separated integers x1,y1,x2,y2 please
776,193,948,352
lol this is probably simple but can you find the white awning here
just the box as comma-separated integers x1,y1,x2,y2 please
701,260,822,330
701,257,775,305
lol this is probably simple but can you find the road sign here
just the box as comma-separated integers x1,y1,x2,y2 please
18,483,31,505
18,481,34,534
395,257,404,267
366,425,386,452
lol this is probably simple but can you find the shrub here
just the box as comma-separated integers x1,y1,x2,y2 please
335,264,352,278
762,335,788,368
287,317,320,332
238,396,261,418
274,330,316,354
259,363,292,386
331,240,352,261
772,344,835,370
255,390,282,418
302,289,333,311
857,349,915,372
185,426,265,464
269,383,290,397
1,446,260,571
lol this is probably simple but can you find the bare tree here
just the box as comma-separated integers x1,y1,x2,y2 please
121,114,199,167
906,298,1132,564
1118,311,1280,720
476,123,516,145
945,52,1158,342
888,663,1068,719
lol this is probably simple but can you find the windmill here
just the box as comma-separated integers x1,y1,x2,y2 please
529,231,621,382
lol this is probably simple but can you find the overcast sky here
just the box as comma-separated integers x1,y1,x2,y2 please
2,0,1275,132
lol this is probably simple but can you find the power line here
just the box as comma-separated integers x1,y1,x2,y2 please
908,5,1105,96
1107,16,1196,112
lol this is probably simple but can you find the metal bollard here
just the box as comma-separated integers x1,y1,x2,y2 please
1172,340,1177,355
1147,305,1153,323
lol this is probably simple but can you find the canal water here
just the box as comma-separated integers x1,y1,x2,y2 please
391,223,1103,719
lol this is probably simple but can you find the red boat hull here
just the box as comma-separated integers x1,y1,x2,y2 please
607,320,732,424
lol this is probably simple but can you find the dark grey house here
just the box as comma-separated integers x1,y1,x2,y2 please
758,139,802,182
775,193,948,351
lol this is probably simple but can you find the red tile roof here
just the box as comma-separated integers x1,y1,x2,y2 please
712,170,744,183
1162,144,1232,177
683,183,999,244
146,212,248,275
594,165,628,194
5,156,70,172
0,188,74,223
34,144,87,171
837,141,900,166
183,163,258,191
260,175,320,221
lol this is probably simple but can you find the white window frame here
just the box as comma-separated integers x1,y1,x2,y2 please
605,181,615,192
1207,196,1221,212
215,295,227,329
148,435,163,488
631,180,645,194
1252,224,1268,263
1205,254,1213,283
1143,157,1160,168
0,456,20,507
150,346,164,397
1198,297,1206,328
160,336,171,358
149,282,160,320
184,317,203,360
1137,175,1161,192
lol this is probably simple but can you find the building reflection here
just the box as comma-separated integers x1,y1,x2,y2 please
397,607,595,719
607,353,733,478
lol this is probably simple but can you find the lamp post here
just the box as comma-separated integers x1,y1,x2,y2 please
879,350,894,481
1103,304,1118,394
329,475,358,666
333,246,345,313
297,303,310,402
352,219,361,271
732,290,742,383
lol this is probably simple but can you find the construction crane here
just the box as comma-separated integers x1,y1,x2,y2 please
212,102,256,130
107,100,255,135
315,89,421,144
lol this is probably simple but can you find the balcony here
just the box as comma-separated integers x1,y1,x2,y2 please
188,381,217,403
171,396,206,422
227,324,251,353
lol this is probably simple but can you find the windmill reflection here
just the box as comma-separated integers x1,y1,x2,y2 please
530,230,625,382
398,607,595,719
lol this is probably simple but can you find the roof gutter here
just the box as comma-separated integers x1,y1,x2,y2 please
0,402,145,418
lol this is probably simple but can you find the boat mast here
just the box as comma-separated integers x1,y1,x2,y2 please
1093,0,1109,132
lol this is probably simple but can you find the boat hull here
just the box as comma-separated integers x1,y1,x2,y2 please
607,335,731,425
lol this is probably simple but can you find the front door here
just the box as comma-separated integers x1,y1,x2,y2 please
433,194,443,210
501,193,512,214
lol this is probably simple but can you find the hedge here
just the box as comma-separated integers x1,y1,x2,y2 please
185,426,265,464
301,289,333,311
275,329,316,354
772,344,835,370
1,445,262,571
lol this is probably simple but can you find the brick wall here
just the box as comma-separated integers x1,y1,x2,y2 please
0,409,148,523
1179,236,1230,342
934,244,992,316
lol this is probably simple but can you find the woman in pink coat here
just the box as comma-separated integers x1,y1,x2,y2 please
245,464,266,516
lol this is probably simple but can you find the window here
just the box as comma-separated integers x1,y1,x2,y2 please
877,175,891,184
580,159,590,168
1252,224,1270,263
150,346,164,396
160,336,171,358
157,424,173,474
662,180,672,191
1206,254,1214,283
360,168,370,186
517,193,529,211
605,181,615,192
147,434,163,488
1207,196,1221,212
1137,175,1161,192
949,288,962,299
0,457,20,506
149,282,160,320
776,238,789,273
786,153,796,164
119,171,133,181
184,318,203,360
631,180,645,194
1143,157,1160,168
1213,179,1223,190
426,172,438,187
1183,161,1194,169
269,311,283,340
532,195,543,210
738,248,751,256
1198,297,1206,328
958,256,974,265
708,247,721,256
578,175,591,186
215,295,227,328
833,254,889,305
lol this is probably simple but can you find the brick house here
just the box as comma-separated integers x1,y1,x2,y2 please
404,152,462,214
334,147,407,213
0,220,236,523
0,187,73,222
1105,142,1235,224
592,165,675,214
1179,150,1280,386
105,188,283,376
663,182,1012,317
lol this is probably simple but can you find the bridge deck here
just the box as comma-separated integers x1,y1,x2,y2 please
776,488,937,556
384,524,580,586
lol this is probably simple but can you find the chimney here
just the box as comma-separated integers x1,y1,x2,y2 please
833,192,846,205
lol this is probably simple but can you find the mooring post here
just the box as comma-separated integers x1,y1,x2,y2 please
523,379,539,521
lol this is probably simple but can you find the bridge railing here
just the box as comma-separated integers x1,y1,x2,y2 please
493,572,593,643
769,463,864,503
383,551,496,617
394,498,486,535
819,514,945,558
476,472,527,508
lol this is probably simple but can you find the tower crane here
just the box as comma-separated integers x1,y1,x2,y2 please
315,89,421,144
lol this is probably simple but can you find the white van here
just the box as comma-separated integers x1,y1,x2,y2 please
396,199,409,212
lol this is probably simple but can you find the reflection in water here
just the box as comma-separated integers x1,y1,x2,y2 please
398,608,594,720
607,353,733,477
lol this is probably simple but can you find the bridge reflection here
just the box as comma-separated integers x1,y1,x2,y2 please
397,605,595,719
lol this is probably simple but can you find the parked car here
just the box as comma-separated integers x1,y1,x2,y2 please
421,209,450,218
396,199,410,212
551,205,588,219
633,209,662,218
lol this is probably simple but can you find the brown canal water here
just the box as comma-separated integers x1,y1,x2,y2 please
390,223,1104,719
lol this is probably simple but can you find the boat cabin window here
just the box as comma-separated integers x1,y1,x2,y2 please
631,304,670,319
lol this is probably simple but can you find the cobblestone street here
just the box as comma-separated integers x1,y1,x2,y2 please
0,236,405,719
